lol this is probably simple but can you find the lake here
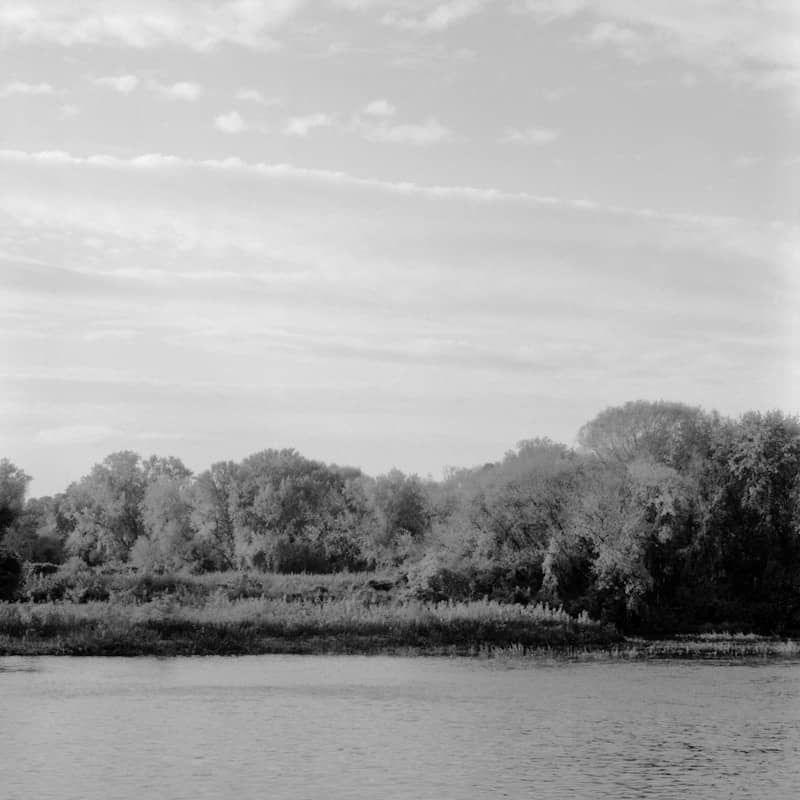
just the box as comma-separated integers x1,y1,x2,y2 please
1,655,798,799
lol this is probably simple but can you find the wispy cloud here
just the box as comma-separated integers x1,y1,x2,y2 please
0,0,304,50
34,424,119,445
362,98,396,117
579,21,646,62
2,147,777,241
34,424,191,445
285,112,334,137
91,75,203,101
235,87,278,105
354,116,452,145
214,111,247,134
382,0,486,33
91,74,139,94
0,81,53,96
521,0,800,103
154,81,203,101
500,126,559,145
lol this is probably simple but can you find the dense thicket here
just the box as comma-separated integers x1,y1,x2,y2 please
2,401,799,634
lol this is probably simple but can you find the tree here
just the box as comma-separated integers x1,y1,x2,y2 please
578,400,714,471
699,411,800,630
62,451,147,564
2,495,67,564
136,475,195,571
373,470,430,542
558,456,697,628
189,461,239,570
0,459,31,598
0,459,31,540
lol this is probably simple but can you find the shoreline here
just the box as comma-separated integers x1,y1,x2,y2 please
2,637,797,659
1,600,797,659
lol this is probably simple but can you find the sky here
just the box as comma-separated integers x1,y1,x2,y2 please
1,0,798,496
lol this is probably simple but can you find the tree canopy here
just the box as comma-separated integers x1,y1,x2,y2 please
4,401,800,634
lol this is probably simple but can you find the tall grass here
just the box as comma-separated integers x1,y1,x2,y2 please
0,597,617,656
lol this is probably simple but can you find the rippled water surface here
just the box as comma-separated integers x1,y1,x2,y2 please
2,655,799,799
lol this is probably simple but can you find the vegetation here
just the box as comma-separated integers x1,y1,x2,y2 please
1,400,799,656
0,597,617,656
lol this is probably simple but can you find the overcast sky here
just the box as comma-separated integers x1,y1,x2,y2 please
1,0,798,495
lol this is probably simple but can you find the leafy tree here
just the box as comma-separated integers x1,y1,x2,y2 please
0,459,31,599
2,495,67,564
578,400,714,471
698,411,800,630
189,461,239,570
63,451,147,564
373,469,430,543
0,459,31,540
136,475,195,571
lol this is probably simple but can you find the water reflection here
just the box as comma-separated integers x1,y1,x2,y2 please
1,656,799,799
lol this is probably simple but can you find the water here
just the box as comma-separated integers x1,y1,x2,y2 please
1,656,798,800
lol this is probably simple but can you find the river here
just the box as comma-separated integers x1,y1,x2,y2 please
1,655,798,799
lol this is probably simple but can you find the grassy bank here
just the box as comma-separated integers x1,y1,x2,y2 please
5,569,798,659
0,597,620,656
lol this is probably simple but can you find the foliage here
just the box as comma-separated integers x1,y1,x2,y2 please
4,400,800,635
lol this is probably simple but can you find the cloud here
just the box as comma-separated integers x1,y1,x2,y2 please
0,81,53,96
214,110,246,133
0,0,305,50
355,116,451,145
285,112,333,137
154,81,203,101
33,424,190,445
363,98,396,117
500,126,559,145
34,424,119,445
0,146,784,246
83,327,138,341
236,87,278,105
519,0,800,103
382,0,486,32
91,74,139,94
92,75,202,100
579,21,646,62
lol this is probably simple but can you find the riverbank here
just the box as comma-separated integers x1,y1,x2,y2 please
2,598,797,658
0,597,621,657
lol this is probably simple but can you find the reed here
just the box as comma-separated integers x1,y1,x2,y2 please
0,597,618,656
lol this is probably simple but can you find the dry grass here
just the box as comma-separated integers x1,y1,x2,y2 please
0,597,617,656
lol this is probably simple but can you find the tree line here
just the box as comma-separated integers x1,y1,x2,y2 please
2,400,799,634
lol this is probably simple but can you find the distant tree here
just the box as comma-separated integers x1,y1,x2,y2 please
2,495,67,564
136,475,194,571
142,455,192,483
561,456,697,627
189,461,239,570
0,459,31,540
578,400,714,471
698,411,800,630
224,449,368,571
373,469,430,543
0,459,32,598
62,451,147,564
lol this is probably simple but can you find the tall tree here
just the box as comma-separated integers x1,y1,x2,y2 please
578,400,714,471
63,451,147,563
0,459,31,541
